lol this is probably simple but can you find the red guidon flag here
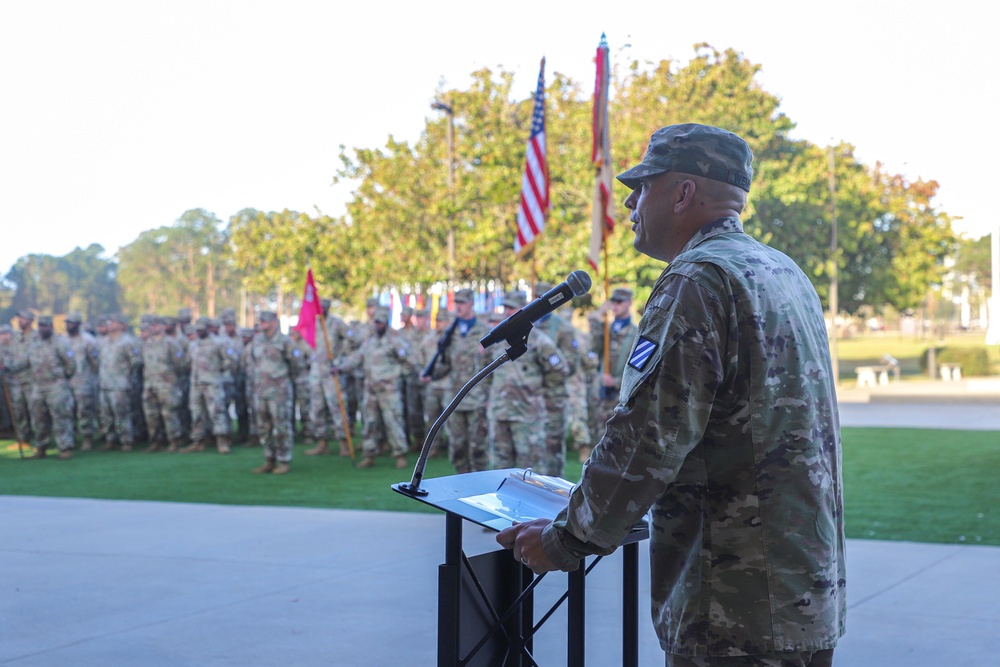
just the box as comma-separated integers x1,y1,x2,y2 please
293,269,321,349
589,35,615,271
514,58,549,256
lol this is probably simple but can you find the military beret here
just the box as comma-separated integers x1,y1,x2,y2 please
373,306,391,323
502,291,527,309
454,288,474,304
17,310,35,321
617,123,754,193
37,315,53,326
258,311,278,322
610,287,634,302
65,312,84,324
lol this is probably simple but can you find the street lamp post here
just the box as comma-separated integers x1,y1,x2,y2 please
431,99,456,287
986,226,1000,345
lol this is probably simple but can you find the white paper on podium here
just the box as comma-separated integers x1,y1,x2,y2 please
456,469,576,528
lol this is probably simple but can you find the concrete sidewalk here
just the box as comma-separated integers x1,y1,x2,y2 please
2,399,999,666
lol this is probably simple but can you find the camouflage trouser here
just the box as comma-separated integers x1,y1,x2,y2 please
445,408,488,473
99,388,134,446
541,392,568,477
30,384,75,452
254,386,293,463
189,382,229,441
130,368,147,444
177,373,191,441
7,376,33,442
361,379,407,457
402,373,426,448
665,649,834,667
234,376,249,441
69,380,98,440
143,382,184,444
293,376,312,439
309,373,347,442
424,383,450,455
488,419,544,470
564,371,592,450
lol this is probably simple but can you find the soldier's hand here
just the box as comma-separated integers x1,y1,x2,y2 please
497,519,560,574
601,373,616,387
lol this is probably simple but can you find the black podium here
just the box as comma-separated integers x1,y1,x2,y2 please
393,469,648,667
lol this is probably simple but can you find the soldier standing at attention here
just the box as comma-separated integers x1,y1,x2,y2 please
98,314,142,452
337,306,411,469
239,327,257,446
141,316,188,453
343,296,379,427
64,313,100,451
220,310,250,444
398,305,427,449
288,328,314,445
584,286,638,460
533,280,582,477
7,310,37,447
486,291,569,471
415,308,448,457
304,298,351,457
431,288,490,473
182,317,234,454
249,311,305,475
174,307,193,439
499,124,845,666
25,316,76,459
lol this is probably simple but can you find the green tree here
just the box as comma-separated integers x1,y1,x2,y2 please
3,244,119,322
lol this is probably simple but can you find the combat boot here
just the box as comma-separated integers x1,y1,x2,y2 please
164,440,182,453
121,443,133,452
80,439,93,452
244,435,259,449
27,447,47,459
338,441,350,457
272,462,291,475
216,436,231,454
179,441,205,454
357,454,376,469
578,446,592,463
395,454,408,470
98,441,116,452
305,440,329,456
144,442,162,453
251,459,276,474
57,450,74,460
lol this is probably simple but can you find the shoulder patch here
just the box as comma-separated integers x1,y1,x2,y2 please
548,353,561,367
571,338,579,349
66,349,75,357
292,349,301,357
628,336,657,371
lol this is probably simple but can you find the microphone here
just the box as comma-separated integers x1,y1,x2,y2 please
480,270,592,349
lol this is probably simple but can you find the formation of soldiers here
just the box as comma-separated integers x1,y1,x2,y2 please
0,283,640,479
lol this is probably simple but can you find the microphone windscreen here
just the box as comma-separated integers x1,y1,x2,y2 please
566,270,593,297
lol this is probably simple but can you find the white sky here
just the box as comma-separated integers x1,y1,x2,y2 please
1,0,997,277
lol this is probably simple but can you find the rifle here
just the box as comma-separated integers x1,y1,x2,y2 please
420,315,460,380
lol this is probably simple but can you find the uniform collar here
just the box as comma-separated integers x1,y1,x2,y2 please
678,216,744,256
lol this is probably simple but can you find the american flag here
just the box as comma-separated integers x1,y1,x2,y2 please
588,36,615,271
514,58,548,256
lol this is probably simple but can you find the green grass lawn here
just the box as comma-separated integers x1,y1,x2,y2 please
3,428,999,546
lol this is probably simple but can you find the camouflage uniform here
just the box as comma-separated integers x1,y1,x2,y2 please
587,295,638,448
26,322,76,454
290,332,314,442
541,125,845,661
248,316,306,465
65,316,100,445
5,319,35,443
308,310,351,446
141,322,188,450
187,320,237,448
98,322,143,450
486,295,569,471
565,329,597,458
398,308,426,448
534,287,581,477
416,311,449,456
241,331,258,445
437,294,491,473
338,307,411,464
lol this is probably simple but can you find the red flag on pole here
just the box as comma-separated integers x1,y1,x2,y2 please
293,269,321,349
514,58,549,256
588,35,615,271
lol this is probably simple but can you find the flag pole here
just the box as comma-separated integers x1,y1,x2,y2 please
602,228,611,376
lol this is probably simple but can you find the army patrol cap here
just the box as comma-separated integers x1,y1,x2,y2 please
610,287,634,302
207,317,221,329
17,310,35,321
65,312,84,324
415,307,430,317
401,306,414,318
0,324,12,334
320,298,332,310
109,313,128,325
177,307,192,321
37,315,53,327
183,324,196,335
220,309,236,324
502,291,527,309
454,288,474,304
240,327,255,337
366,297,379,308
373,306,391,323
150,315,166,326
194,316,210,330
258,311,278,322
617,123,753,193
